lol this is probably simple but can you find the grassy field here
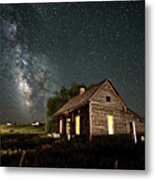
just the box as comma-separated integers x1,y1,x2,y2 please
0,134,145,169
0,124,45,134
0,124,145,169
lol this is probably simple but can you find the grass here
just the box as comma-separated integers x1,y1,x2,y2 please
0,135,145,169
0,125,145,169
0,124,45,134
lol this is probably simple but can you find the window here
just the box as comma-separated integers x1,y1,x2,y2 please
59,119,63,134
75,115,80,135
107,115,114,135
106,96,111,102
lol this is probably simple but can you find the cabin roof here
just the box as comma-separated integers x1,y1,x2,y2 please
55,79,126,116
54,79,144,120
126,108,144,122
54,82,101,116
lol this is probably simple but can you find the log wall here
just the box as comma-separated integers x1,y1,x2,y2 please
79,105,90,137
57,105,90,138
57,82,144,139
90,83,144,136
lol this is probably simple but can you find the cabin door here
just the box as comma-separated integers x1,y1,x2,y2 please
107,115,114,135
66,118,71,140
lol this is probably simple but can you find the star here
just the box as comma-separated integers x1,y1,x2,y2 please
0,1,145,124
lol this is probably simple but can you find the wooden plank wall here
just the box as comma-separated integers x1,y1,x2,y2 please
90,83,144,136
57,105,90,138
79,105,90,137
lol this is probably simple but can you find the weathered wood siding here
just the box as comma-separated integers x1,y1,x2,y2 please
90,82,144,136
91,83,123,110
56,81,144,140
79,105,89,137
69,106,89,137
57,105,90,138
125,113,144,134
57,116,66,135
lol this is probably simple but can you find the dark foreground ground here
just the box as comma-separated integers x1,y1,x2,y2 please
0,134,145,169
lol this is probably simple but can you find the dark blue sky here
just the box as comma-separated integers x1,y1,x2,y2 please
0,1,145,124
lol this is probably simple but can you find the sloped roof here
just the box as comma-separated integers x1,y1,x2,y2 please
54,82,102,116
126,108,144,122
55,79,126,116
54,78,144,121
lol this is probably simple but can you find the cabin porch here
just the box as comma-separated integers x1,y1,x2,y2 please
56,105,89,140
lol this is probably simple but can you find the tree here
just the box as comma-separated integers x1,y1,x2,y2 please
45,82,88,133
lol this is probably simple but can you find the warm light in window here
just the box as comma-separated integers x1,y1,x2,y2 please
75,115,80,135
107,115,114,135
59,119,63,134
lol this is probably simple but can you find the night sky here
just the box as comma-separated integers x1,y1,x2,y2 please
0,1,145,124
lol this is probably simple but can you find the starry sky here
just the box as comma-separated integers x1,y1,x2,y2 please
0,1,145,124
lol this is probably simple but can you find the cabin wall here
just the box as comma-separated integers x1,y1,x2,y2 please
90,83,144,136
57,116,66,134
69,105,89,137
80,105,89,137
90,102,127,135
91,82,123,110
125,113,145,134
90,102,144,136
136,121,145,134
57,105,89,138
56,82,144,140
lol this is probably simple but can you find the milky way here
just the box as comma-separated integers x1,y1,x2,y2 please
0,1,145,124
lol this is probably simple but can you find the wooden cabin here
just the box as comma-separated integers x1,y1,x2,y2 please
54,79,144,141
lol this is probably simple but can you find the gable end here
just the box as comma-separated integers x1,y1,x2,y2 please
90,80,126,109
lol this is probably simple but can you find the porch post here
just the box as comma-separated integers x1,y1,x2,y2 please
71,112,75,136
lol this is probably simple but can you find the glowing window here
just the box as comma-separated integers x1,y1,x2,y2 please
107,115,114,135
59,119,63,134
75,115,80,135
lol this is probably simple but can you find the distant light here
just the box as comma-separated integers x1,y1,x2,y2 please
141,136,145,142
52,133,61,139
47,133,52,138
31,122,40,126
6,123,12,126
